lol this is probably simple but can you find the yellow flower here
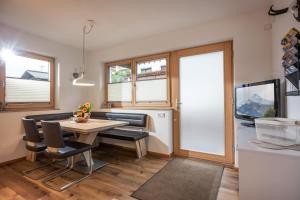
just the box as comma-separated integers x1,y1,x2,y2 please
75,111,83,117
84,102,91,109
82,107,88,113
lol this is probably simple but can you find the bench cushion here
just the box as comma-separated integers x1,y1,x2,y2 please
100,129,149,141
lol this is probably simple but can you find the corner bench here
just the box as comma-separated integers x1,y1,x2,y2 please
24,112,149,159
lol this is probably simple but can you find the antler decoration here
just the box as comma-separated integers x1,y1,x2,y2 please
291,0,300,22
268,5,289,16
268,1,300,22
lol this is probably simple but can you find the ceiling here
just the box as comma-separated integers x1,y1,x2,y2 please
0,0,271,51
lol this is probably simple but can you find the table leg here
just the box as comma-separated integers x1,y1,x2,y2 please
76,132,97,166
73,131,107,174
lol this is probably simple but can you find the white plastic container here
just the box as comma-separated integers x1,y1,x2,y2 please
255,118,300,146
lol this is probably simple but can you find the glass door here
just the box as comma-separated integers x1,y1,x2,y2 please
172,41,234,164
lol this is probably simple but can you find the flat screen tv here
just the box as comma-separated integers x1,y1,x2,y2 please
235,79,280,127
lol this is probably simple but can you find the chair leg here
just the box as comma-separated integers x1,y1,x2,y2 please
42,151,93,192
88,149,93,174
26,151,37,162
23,159,70,180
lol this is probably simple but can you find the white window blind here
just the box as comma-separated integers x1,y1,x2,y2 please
6,78,50,102
136,79,167,102
4,53,52,104
108,82,132,102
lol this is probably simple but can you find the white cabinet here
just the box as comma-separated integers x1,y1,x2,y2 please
237,125,300,200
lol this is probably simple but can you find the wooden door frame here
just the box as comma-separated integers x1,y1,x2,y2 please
171,41,234,165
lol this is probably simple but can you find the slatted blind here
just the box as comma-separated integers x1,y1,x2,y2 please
107,82,132,102
136,79,167,102
6,78,50,102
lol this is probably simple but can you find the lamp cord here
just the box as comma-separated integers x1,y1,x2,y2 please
82,20,95,75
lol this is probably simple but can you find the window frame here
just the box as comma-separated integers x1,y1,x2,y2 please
105,59,134,108
105,52,171,108
0,50,55,111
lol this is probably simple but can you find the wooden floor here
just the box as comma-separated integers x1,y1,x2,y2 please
0,146,239,200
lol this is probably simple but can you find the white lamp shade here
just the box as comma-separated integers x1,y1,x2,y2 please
72,73,95,86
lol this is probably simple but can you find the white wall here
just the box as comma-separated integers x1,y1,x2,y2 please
271,0,300,119
87,9,273,108
0,23,88,163
86,10,273,159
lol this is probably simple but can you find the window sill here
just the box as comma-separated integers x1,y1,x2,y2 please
100,107,174,111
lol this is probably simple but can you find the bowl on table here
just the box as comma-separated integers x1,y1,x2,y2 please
73,112,91,123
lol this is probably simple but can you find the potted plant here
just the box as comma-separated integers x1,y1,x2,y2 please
73,102,92,123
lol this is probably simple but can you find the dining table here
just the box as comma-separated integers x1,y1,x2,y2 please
58,118,128,174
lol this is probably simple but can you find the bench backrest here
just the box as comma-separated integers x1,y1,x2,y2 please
26,112,73,122
90,112,108,120
25,112,148,128
106,112,147,127
91,112,148,128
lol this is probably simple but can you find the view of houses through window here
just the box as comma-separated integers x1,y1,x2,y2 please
136,58,167,81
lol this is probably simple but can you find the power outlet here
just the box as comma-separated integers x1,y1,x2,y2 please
157,113,165,118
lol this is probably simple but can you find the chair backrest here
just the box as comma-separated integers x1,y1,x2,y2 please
41,121,65,148
22,118,42,143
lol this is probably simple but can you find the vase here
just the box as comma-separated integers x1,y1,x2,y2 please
74,112,91,123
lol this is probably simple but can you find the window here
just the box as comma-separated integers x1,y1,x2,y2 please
105,53,170,108
106,61,132,104
0,50,55,110
135,56,168,103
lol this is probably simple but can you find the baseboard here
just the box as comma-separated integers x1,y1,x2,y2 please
100,142,173,158
231,166,239,172
0,157,26,167
148,151,174,158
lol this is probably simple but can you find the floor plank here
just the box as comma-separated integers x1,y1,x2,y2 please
0,145,239,200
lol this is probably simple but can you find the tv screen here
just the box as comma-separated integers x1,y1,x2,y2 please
235,79,280,121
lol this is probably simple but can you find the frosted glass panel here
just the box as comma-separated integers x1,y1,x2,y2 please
136,79,167,102
108,82,132,102
179,51,225,155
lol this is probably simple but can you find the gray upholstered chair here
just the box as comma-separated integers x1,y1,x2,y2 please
22,118,69,180
41,121,93,191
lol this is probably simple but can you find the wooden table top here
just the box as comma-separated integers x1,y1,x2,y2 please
59,119,128,134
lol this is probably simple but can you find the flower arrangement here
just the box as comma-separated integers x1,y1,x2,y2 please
73,102,92,123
